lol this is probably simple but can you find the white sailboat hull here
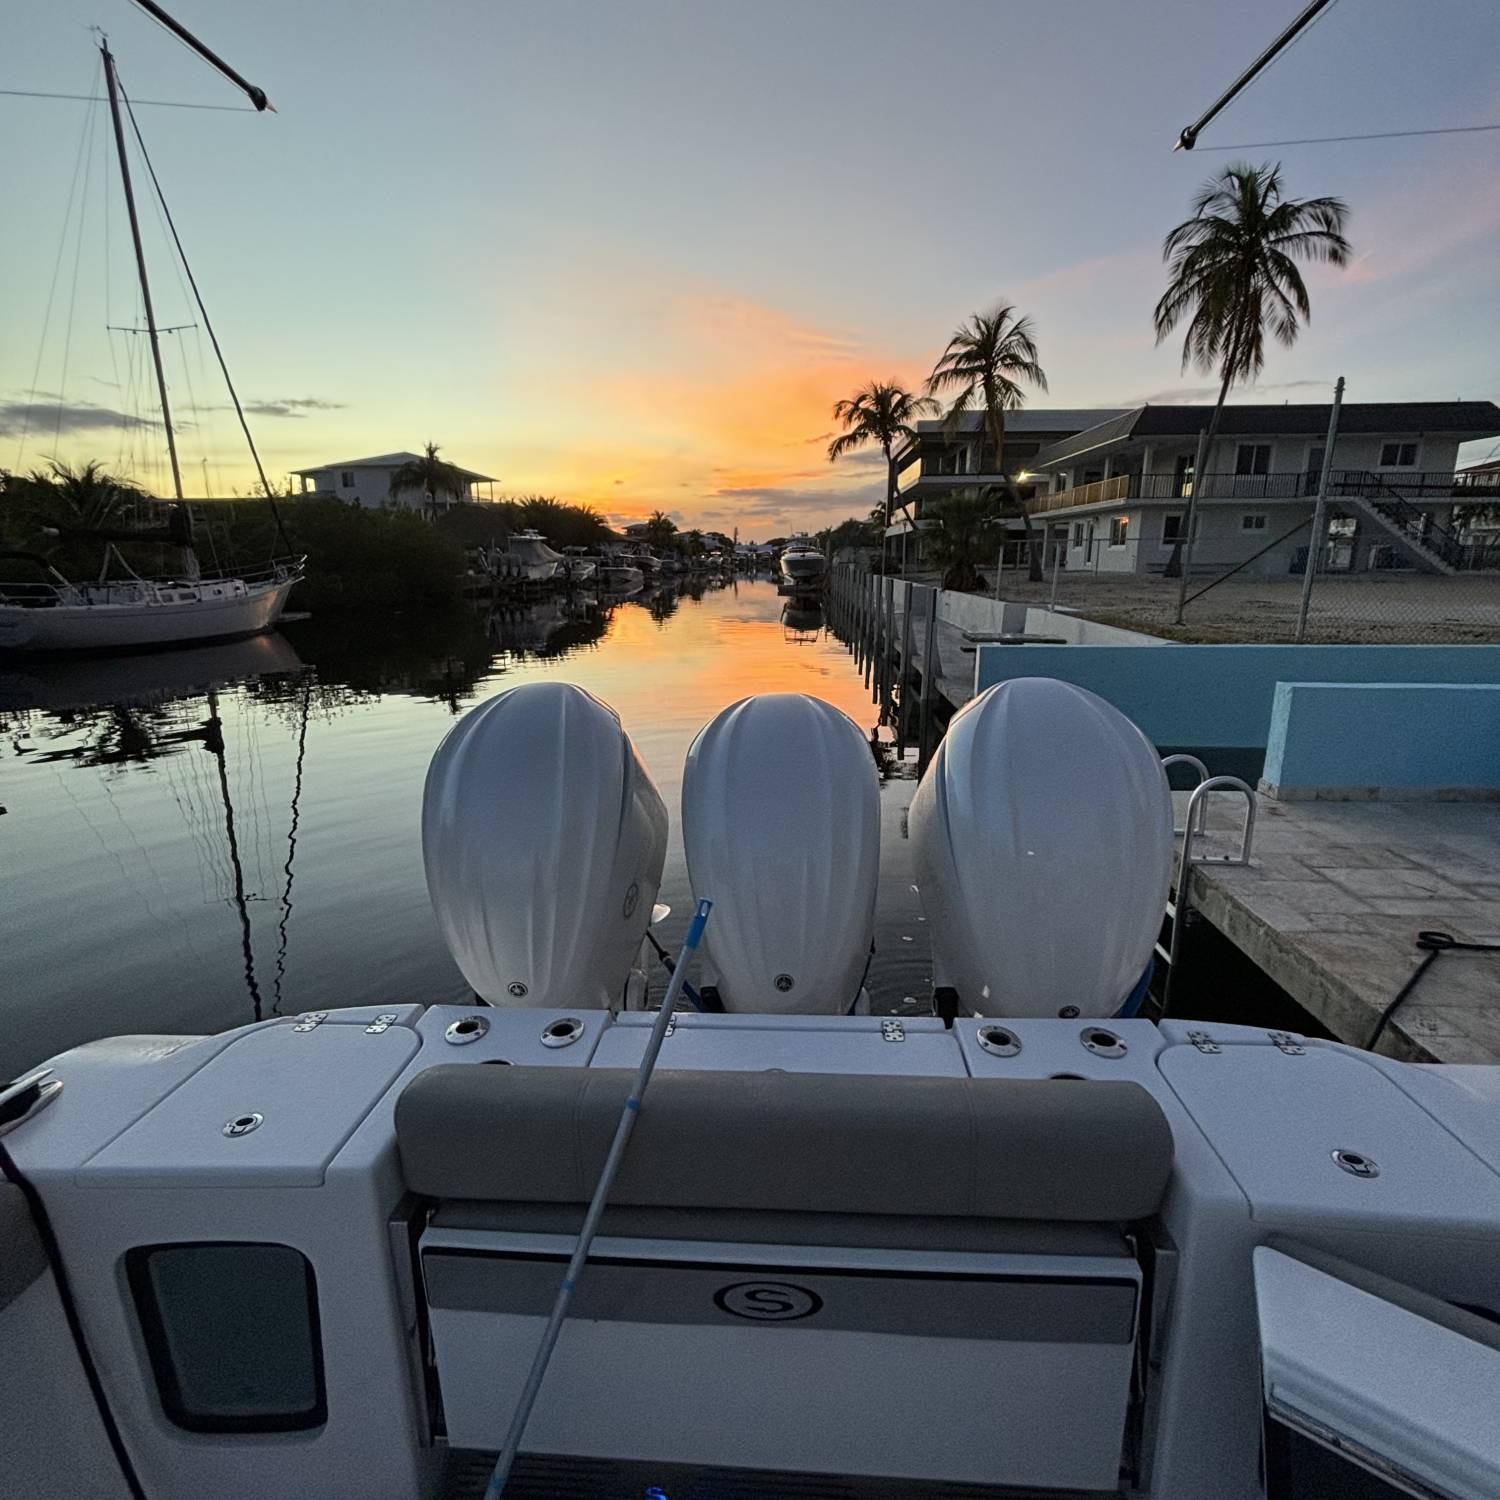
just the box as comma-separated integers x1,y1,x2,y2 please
0,577,296,653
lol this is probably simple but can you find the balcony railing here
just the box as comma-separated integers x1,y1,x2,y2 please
1034,469,1500,513
1033,474,1130,513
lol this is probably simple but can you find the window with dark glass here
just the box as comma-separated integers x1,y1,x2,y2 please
1108,516,1128,546
340,470,354,486
1380,442,1417,467
128,1243,326,1433
1235,444,1271,476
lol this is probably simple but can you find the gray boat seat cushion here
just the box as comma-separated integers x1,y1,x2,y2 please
396,1066,1173,1222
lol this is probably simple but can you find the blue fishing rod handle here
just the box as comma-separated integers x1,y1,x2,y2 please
684,898,713,949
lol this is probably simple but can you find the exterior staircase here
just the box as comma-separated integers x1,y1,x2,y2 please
1332,472,1470,576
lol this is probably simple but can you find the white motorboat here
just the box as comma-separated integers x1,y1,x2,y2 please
595,561,645,594
504,530,564,582
779,532,828,588
8,675,1500,1500
559,546,597,584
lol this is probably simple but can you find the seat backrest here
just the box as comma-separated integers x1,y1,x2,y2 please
395,1066,1174,1222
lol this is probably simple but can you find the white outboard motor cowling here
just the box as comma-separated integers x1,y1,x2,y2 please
909,677,1172,1018
683,693,879,1013
423,681,667,1008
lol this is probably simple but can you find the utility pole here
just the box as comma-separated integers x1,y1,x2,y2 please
1295,377,1345,643
1172,427,1210,625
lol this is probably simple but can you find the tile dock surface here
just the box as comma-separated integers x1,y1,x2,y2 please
1178,796,1500,1063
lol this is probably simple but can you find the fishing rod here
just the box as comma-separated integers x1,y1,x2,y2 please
1174,0,1333,151
127,0,274,111
484,899,714,1498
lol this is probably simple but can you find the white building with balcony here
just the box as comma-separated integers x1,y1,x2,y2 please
1026,402,1500,578
887,410,1125,568
290,452,495,512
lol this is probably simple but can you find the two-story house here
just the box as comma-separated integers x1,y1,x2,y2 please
291,452,495,511
1025,402,1500,578
887,411,1127,568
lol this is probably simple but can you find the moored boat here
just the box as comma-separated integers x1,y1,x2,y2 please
779,532,827,588
0,560,302,654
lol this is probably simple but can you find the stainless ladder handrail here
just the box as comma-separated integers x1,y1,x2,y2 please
1156,774,1257,1013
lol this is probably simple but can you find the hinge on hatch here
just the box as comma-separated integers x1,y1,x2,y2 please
365,1013,399,1035
881,1020,906,1043
1185,1028,1221,1054
1267,1030,1306,1055
292,1011,328,1033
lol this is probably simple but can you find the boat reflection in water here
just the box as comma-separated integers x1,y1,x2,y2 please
782,600,825,644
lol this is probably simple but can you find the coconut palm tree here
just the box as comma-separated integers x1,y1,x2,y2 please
642,509,678,549
926,305,1049,581
1153,161,1350,601
827,382,937,542
923,491,1003,592
387,442,469,519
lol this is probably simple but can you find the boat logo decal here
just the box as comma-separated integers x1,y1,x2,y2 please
508,981,528,998
774,973,794,993
622,881,640,919
713,1281,822,1322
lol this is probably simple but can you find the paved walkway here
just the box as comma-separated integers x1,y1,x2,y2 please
1178,795,1500,1063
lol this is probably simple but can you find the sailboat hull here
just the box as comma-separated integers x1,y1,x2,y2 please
0,577,296,653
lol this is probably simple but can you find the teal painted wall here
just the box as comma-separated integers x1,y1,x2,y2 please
972,644,1500,747
1262,682,1500,795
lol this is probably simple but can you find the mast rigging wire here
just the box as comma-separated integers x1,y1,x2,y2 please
1196,121,1500,151
0,88,253,112
118,79,295,551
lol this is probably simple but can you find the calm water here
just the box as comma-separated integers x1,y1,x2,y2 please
1,579,930,1078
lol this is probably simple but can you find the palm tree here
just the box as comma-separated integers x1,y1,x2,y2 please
642,509,678,549
1154,161,1350,600
923,491,1003,592
387,443,469,519
926,305,1049,580
827,382,937,547
35,459,147,530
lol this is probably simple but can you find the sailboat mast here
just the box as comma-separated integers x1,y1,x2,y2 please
101,40,185,505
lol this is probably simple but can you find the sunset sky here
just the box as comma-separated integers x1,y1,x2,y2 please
5,0,1498,535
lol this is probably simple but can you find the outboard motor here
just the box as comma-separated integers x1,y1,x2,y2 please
909,677,1171,1018
423,681,668,1007
682,692,879,1012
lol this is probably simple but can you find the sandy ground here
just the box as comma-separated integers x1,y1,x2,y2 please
964,569,1500,643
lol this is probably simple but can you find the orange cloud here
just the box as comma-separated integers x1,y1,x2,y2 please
482,266,930,531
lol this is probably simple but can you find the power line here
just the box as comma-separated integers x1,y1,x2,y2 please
0,87,253,112
1198,121,1500,151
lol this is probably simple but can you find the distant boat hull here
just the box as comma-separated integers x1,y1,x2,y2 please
596,564,644,595
0,577,297,654
564,558,598,583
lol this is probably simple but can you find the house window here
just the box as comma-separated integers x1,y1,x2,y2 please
1241,513,1268,532
1162,512,1194,544
1380,442,1417,467
1235,444,1272,476
1108,516,1129,547
1071,522,1086,547
339,470,354,487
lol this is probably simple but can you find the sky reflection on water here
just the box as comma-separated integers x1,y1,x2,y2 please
1,579,927,1076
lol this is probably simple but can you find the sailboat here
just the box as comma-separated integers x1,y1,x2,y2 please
0,34,303,654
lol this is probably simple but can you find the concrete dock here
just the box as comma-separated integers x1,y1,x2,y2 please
1179,796,1500,1063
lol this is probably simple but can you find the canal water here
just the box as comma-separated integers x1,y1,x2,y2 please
1,578,931,1078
